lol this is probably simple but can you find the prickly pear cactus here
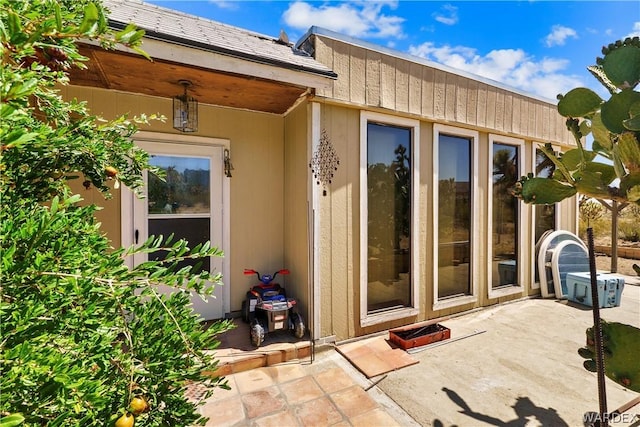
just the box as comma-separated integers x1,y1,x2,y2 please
578,320,640,392
512,37,640,206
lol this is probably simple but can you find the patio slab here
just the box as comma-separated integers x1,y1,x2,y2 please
373,277,640,427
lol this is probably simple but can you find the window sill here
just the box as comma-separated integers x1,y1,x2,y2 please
488,285,524,299
360,307,419,327
433,295,477,311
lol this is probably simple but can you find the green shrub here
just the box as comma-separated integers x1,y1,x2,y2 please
1,1,232,425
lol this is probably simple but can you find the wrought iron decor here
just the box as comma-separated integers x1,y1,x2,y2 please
309,129,340,196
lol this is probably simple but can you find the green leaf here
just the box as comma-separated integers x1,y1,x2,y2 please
55,4,62,31
602,44,640,89
519,177,577,204
601,89,640,134
6,11,23,43
2,130,39,148
78,3,100,34
616,132,640,172
557,88,603,117
583,161,617,186
0,414,25,427
590,112,612,151
560,148,596,171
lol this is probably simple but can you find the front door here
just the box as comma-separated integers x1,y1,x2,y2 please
129,139,227,320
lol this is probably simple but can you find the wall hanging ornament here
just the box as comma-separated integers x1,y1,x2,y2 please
309,129,340,196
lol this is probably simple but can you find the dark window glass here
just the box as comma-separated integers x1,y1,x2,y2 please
492,143,519,288
438,134,472,298
367,122,412,313
149,218,211,273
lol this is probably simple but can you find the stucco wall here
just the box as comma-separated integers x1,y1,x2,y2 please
283,100,312,332
60,85,287,314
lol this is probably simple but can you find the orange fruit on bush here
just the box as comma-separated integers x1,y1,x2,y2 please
128,396,149,415
105,166,118,177
114,412,134,427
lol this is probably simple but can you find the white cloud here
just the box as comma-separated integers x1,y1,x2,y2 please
207,0,239,10
432,4,458,26
544,25,578,47
408,42,584,99
628,21,640,38
282,1,405,38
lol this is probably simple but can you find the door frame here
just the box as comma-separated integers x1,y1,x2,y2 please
121,131,231,317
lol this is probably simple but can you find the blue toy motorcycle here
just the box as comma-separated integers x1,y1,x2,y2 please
241,268,305,347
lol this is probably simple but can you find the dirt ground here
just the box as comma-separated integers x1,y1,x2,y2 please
595,254,639,277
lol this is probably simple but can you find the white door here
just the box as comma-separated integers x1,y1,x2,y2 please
129,140,227,320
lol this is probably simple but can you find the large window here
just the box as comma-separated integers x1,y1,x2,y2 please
360,112,419,325
433,125,478,308
489,135,525,297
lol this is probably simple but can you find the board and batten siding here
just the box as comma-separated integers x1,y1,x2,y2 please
307,34,578,341
311,35,574,147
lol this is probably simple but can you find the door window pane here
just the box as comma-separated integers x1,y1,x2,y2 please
148,156,210,214
492,143,519,288
438,134,471,298
367,123,411,313
148,218,211,273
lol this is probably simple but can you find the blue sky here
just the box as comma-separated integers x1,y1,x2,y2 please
145,1,639,101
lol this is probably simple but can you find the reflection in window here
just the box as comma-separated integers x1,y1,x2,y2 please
367,122,411,313
534,148,556,282
438,134,472,298
492,143,519,288
148,156,210,214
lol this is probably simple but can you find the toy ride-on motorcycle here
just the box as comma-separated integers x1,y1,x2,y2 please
241,268,305,347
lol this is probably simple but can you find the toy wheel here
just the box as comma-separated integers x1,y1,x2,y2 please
250,321,264,347
241,300,249,323
291,313,305,339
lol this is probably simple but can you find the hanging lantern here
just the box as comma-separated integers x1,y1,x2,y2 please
173,80,198,132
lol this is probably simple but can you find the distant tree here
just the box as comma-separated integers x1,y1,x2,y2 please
579,197,605,227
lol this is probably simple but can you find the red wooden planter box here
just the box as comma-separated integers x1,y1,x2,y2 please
389,323,451,350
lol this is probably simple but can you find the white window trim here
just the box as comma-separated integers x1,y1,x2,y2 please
360,111,420,327
432,124,479,311
530,142,561,290
487,134,525,299
121,131,231,315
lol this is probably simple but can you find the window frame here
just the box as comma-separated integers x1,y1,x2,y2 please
359,111,420,327
432,124,479,310
530,142,561,290
487,134,526,299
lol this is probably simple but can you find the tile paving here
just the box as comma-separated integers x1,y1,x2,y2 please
196,332,419,427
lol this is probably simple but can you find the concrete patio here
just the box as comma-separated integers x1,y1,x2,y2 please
200,274,639,426
375,274,640,427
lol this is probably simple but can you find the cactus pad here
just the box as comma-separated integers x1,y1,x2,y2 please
578,321,640,393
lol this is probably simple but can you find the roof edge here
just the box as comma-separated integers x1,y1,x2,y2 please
296,26,558,105
107,20,337,80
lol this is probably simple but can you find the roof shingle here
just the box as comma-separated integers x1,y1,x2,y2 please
104,0,336,78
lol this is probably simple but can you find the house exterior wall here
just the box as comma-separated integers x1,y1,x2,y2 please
315,102,578,341
61,84,291,315
283,100,312,330
311,35,574,146
309,35,578,341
